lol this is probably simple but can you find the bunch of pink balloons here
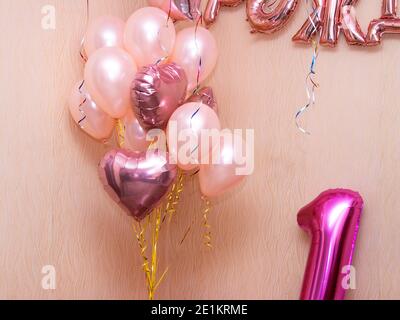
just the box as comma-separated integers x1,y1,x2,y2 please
68,5,248,220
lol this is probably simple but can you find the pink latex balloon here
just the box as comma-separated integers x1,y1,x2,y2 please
84,47,137,119
99,149,177,221
148,0,201,21
199,133,247,198
298,189,364,300
68,80,115,141
123,109,150,152
84,15,125,57
166,102,221,171
171,26,218,92
124,7,176,67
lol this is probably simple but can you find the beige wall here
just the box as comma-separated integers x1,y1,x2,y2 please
1,0,399,299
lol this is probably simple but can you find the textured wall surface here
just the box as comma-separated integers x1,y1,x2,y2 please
0,0,399,299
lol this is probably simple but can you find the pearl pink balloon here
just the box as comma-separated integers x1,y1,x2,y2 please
124,7,176,67
68,80,115,141
123,109,150,152
171,26,218,92
166,102,221,171
84,47,137,119
199,133,247,198
84,15,125,57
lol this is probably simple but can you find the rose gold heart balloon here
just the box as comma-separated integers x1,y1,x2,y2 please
187,87,218,114
99,149,177,221
131,63,188,130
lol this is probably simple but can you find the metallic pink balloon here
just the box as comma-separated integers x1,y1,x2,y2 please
131,63,188,130
99,149,177,221
298,189,364,300
292,0,366,46
367,0,400,46
148,0,201,21
204,0,244,27
187,87,218,114
246,0,298,34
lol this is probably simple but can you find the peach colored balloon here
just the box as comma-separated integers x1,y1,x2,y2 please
124,7,176,67
199,133,247,198
84,47,137,119
166,102,221,171
171,26,218,92
123,109,150,152
68,80,115,141
84,15,125,57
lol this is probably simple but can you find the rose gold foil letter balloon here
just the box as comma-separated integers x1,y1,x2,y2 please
68,80,115,141
367,0,400,46
246,0,298,34
99,149,177,221
148,0,202,21
204,0,244,27
124,7,176,67
84,15,125,57
84,47,137,118
292,0,366,46
298,189,363,300
172,26,218,92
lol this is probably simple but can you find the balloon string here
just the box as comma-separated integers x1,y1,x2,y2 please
133,209,168,300
193,12,204,94
164,170,185,223
202,196,212,248
133,221,153,299
295,0,320,135
80,0,90,62
150,208,169,298
77,80,87,128
154,0,174,65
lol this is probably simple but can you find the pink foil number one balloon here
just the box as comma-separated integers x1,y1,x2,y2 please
297,189,363,300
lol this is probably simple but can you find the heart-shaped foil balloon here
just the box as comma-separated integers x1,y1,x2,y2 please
187,87,218,114
132,63,188,130
99,149,177,221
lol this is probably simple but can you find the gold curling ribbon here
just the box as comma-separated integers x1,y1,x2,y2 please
202,196,212,249
133,221,152,295
116,119,125,148
133,208,168,300
165,170,185,223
